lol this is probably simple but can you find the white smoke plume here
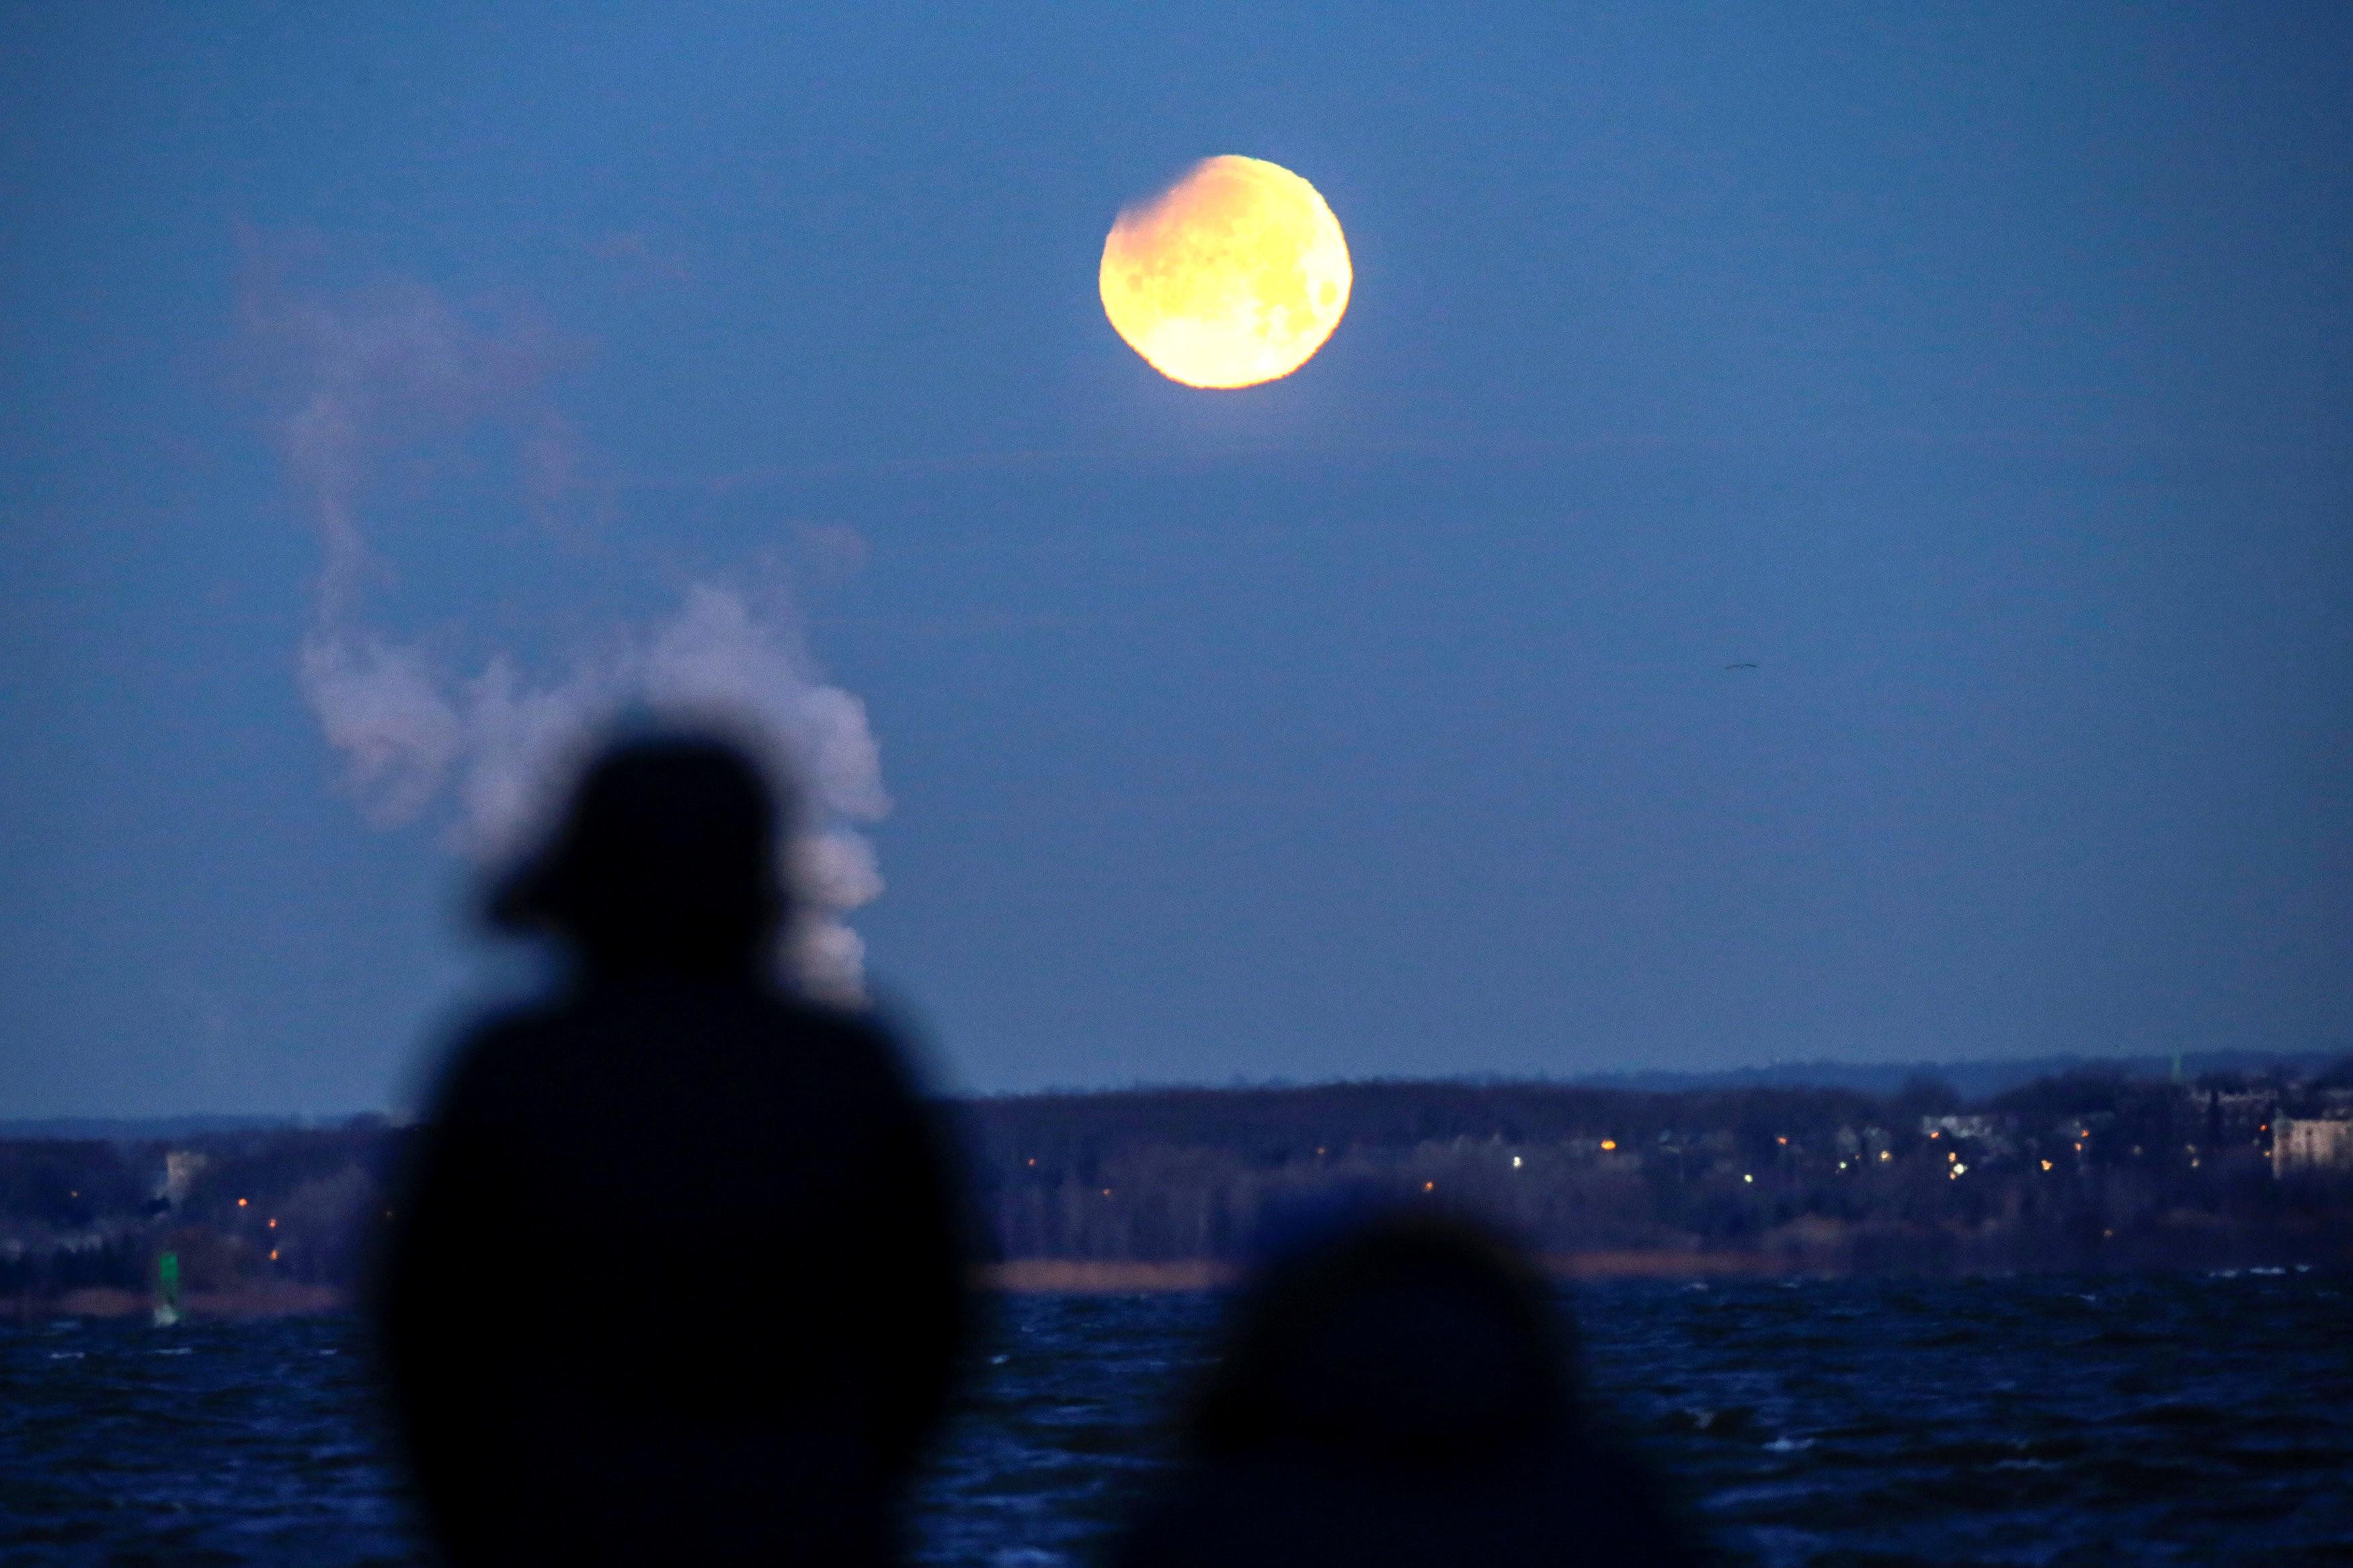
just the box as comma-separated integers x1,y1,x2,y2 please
249,259,889,998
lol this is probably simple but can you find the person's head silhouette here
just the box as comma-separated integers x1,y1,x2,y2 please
383,732,970,1568
1111,1212,1710,1568
1189,1213,1575,1467
488,733,787,979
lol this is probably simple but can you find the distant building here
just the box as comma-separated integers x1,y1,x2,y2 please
157,1151,208,1209
2272,1118,2353,1178
1921,1114,2013,1157
1921,1114,1997,1141
2206,1090,2276,1148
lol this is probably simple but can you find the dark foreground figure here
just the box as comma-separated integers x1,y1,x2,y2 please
376,736,967,1567
1111,1215,1710,1568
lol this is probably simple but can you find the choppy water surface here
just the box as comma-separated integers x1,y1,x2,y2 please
3,1272,2346,1565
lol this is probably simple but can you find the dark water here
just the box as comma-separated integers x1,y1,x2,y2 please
3,1272,2348,1565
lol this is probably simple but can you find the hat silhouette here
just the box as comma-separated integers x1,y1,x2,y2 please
489,734,787,974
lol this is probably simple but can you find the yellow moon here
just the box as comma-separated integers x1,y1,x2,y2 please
1099,156,1352,390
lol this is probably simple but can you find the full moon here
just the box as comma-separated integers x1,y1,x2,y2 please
1099,156,1352,390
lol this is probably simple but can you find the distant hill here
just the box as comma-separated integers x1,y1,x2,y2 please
1571,1049,2345,1102
0,1114,379,1143
4,1050,2342,1137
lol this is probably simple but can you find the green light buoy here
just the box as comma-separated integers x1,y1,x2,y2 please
154,1250,181,1329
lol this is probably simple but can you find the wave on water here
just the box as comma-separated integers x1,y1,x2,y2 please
2,1273,2349,1566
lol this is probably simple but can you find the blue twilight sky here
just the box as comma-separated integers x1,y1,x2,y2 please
3,5,2349,1116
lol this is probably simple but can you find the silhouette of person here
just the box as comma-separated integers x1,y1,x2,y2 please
1109,1213,1709,1568
375,734,969,1567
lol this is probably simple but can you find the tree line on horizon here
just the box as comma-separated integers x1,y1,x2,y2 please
3,1061,2350,1309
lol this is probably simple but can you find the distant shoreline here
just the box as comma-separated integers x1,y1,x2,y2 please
16,1245,2329,1321
977,1251,1809,1293
1,1253,1807,1317
7,1284,348,1321
9,1061,2345,1316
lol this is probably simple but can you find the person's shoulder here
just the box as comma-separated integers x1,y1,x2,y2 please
427,1001,573,1118
752,991,935,1100
1544,1433,1714,1564
758,991,909,1064
771,991,903,1044
449,998,578,1064
452,995,567,1044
